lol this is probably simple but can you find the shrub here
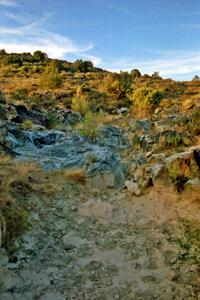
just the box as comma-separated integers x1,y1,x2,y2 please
73,59,93,72
53,168,86,183
158,131,183,150
13,88,28,101
40,60,62,89
0,91,6,104
184,108,200,135
168,160,188,192
132,86,163,110
22,119,33,130
72,88,89,116
0,156,59,247
77,111,100,140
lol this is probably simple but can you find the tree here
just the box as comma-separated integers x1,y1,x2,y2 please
152,71,162,79
192,75,200,81
119,71,132,93
131,69,141,78
33,50,48,62
73,59,94,72
0,49,7,56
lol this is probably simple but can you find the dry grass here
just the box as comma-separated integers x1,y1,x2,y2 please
51,168,86,184
0,156,59,247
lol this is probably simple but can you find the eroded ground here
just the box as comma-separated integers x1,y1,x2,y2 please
1,178,200,300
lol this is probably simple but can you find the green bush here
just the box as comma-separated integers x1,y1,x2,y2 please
13,89,28,101
22,119,33,130
184,108,200,135
73,59,93,72
132,86,163,109
40,60,62,89
77,111,100,140
72,88,89,116
168,160,188,192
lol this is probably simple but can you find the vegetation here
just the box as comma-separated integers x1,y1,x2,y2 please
77,111,101,140
0,156,58,248
168,160,189,192
40,59,63,89
132,86,163,110
72,87,89,116
22,119,33,130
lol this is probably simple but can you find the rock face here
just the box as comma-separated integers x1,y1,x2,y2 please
0,120,128,189
0,104,83,128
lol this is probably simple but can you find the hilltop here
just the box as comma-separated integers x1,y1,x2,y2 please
1,51,200,299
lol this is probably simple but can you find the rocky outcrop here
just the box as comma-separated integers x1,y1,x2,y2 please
0,119,128,189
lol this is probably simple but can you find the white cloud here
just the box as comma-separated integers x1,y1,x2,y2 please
0,0,18,6
4,11,32,24
0,15,101,63
78,53,102,66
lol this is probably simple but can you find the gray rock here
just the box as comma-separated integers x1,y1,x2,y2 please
1,122,128,189
125,180,141,195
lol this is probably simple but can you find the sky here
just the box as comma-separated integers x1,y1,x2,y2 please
0,0,200,80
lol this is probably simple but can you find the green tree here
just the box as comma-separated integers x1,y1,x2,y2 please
119,71,132,93
33,50,48,62
0,49,7,56
73,59,94,72
131,69,141,78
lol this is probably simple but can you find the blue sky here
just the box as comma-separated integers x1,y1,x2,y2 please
0,0,200,79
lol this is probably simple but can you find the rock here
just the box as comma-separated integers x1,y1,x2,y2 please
129,163,137,174
165,150,194,165
63,109,83,125
11,104,49,126
116,107,128,114
24,130,65,148
0,249,8,266
135,119,152,132
146,151,152,158
154,107,161,114
184,178,200,193
0,113,129,189
151,153,166,161
0,91,6,104
183,98,195,110
134,167,144,183
30,124,45,131
146,163,165,183
0,122,128,189
125,180,141,196
0,104,7,120
97,125,129,150
5,105,18,121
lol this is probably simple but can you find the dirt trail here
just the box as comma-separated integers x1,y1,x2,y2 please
0,180,200,300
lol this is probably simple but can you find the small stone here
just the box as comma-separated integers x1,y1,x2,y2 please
146,151,152,158
0,250,8,267
125,180,141,196
70,206,77,212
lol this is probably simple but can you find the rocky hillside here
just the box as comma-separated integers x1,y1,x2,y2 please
1,51,200,299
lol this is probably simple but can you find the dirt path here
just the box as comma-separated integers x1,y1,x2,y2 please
1,180,200,300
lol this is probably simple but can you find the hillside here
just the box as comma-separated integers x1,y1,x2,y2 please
1,51,200,299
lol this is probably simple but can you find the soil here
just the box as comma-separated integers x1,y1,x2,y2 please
1,178,200,300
